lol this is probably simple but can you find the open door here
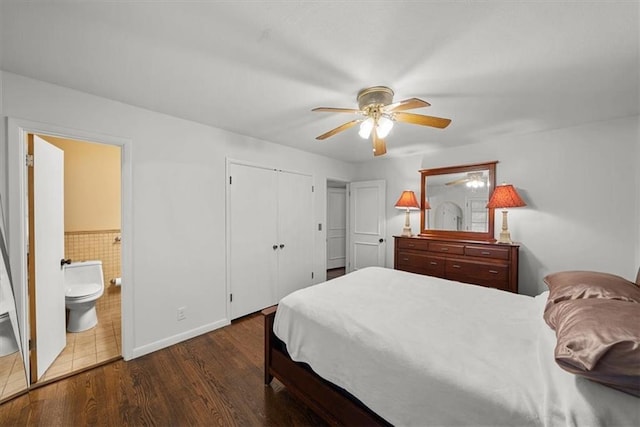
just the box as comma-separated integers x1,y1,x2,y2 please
28,134,66,382
347,180,386,272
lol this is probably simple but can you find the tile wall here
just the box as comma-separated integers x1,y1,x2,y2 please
64,230,121,288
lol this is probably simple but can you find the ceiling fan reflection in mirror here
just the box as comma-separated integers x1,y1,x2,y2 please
446,172,487,188
312,86,451,157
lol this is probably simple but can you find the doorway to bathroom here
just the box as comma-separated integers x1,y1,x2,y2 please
27,133,123,384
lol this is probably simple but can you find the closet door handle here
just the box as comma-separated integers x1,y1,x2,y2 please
60,258,72,268
279,244,285,249
272,245,278,250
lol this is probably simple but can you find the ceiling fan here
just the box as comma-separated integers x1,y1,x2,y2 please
446,173,487,188
312,86,451,157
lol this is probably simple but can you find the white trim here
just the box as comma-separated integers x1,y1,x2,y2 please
131,319,229,359
7,118,134,374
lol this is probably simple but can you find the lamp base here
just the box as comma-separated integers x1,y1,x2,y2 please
497,210,513,244
400,209,413,237
496,230,513,244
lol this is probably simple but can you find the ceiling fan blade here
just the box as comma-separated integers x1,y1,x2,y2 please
312,107,361,114
315,119,361,140
372,129,387,156
445,177,470,186
394,112,451,128
384,98,430,112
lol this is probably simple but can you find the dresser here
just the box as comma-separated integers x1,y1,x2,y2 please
394,236,519,293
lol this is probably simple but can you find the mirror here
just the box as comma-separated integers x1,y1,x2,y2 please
420,161,497,241
0,195,28,403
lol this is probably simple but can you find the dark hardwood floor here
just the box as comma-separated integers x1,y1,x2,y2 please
0,313,325,426
326,267,345,280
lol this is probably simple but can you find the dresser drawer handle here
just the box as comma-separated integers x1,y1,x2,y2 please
452,264,461,268
481,251,491,255
489,270,499,274
441,248,449,252
430,261,438,265
403,258,409,261
408,244,415,247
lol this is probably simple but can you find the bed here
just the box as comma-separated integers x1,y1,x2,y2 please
263,267,639,426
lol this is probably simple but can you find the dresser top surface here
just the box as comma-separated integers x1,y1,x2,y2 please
393,235,520,248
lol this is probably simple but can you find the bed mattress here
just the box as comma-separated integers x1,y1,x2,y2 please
273,267,639,426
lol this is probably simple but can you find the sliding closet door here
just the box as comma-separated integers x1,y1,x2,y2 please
228,163,278,319
276,171,313,299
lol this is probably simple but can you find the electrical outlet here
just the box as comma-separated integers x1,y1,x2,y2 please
177,307,186,321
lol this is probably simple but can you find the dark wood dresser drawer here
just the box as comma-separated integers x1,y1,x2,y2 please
396,252,445,277
464,245,510,260
429,242,464,255
396,238,430,251
445,259,509,289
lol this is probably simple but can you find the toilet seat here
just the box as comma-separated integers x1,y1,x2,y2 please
66,283,102,299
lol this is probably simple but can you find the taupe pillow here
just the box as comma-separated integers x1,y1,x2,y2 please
544,271,640,319
546,298,640,397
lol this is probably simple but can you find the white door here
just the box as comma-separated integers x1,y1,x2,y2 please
348,180,386,272
326,187,346,269
228,163,278,320
276,171,313,299
32,135,66,381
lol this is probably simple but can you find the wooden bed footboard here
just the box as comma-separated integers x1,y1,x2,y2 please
261,306,390,426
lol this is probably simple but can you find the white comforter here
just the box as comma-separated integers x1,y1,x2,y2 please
274,267,639,427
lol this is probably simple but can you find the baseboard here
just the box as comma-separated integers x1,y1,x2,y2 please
130,318,230,359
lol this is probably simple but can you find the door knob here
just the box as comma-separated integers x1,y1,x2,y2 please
60,258,71,268
378,238,384,243
279,244,285,249
273,245,278,250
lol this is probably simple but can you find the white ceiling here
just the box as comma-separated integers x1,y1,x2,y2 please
1,1,638,163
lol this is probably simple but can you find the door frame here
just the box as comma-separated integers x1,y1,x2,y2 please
7,118,134,378
325,178,350,275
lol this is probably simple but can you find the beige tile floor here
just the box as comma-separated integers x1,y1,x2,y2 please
0,351,28,401
40,283,121,382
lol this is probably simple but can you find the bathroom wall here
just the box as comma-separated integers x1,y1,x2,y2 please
40,136,121,232
42,136,122,291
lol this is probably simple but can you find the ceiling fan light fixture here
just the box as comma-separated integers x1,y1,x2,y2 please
312,86,451,157
377,116,394,138
359,118,374,139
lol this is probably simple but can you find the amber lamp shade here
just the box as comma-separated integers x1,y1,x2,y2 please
486,184,526,244
395,190,421,237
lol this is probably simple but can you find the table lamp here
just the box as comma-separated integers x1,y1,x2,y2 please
394,190,422,237
486,183,526,244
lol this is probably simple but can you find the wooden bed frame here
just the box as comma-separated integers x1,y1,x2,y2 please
262,306,390,426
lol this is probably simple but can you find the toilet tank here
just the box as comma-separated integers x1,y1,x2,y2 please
63,260,104,287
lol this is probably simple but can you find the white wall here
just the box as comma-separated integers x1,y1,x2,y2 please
0,71,354,359
356,115,639,296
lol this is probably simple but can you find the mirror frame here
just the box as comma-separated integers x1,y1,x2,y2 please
419,161,498,242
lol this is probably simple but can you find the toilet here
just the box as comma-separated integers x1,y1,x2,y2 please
64,260,104,332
